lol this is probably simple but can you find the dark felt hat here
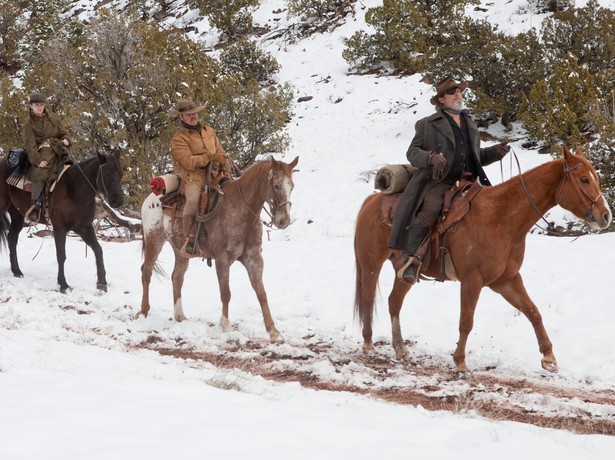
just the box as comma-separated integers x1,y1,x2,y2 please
430,76,468,105
29,92,46,104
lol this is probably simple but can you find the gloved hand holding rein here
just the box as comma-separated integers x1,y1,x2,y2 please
428,151,446,180
495,142,510,160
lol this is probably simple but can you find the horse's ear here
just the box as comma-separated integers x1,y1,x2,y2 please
289,156,299,170
97,150,108,164
574,147,585,158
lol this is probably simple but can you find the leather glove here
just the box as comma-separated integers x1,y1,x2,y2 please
211,152,227,164
495,142,510,159
428,152,446,180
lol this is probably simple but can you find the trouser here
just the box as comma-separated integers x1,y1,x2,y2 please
403,181,450,257
182,183,201,237
31,181,45,205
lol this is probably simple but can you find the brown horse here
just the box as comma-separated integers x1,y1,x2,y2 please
140,156,299,341
354,146,611,373
0,151,124,292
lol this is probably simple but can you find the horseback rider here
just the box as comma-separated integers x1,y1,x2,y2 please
22,92,72,222
388,76,510,284
170,98,231,257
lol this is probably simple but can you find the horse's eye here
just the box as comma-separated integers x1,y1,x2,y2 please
580,177,589,184
274,184,281,191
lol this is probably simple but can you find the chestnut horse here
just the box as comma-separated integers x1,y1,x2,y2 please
354,146,611,373
0,151,124,292
140,156,299,341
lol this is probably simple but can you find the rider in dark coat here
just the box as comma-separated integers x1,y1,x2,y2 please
388,76,510,284
22,92,72,221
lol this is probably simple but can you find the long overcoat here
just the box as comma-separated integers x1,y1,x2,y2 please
23,111,70,182
388,110,501,250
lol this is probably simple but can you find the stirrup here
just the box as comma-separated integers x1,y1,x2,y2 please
179,235,208,259
396,256,421,284
25,204,41,223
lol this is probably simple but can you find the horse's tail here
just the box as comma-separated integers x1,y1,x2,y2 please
140,193,168,278
353,195,383,330
0,212,9,253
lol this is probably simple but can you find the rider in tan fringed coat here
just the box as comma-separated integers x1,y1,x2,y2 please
388,76,510,284
170,98,231,257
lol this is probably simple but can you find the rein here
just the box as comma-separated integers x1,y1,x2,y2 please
237,168,291,227
555,161,602,223
511,150,554,233
48,158,105,216
513,149,599,235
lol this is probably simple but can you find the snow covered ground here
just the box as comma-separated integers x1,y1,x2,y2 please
2,1,615,458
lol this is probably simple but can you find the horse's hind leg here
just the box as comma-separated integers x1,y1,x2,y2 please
490,274,557,372
7,207,25,277
170,248,189,321
53,229,71,293
140,232,166,318
388,277,412,359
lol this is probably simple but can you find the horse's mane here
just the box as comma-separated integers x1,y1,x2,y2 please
227,160,271,195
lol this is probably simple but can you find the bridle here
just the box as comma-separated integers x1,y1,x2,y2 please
514,150,601,231
554,161,602,223
238,168,292,227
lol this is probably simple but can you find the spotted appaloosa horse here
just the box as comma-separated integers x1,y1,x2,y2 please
140,156,299,341
0,151,124,292
354,146,611,373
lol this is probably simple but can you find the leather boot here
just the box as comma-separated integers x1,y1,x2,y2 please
397,224,430,284
28,181,44,222
182,214,196,256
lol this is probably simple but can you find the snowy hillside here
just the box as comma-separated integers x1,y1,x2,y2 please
2,1,615,459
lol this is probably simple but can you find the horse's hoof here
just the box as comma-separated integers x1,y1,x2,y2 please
174,313,187,322
269,330,284,343
456,369,471,379
59,286,72,294
12,272,24,278
362,342,375,354
96,283,108,293
219,316,232,333
394,346,410,361
541,359,559,373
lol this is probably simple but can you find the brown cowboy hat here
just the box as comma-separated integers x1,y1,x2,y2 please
170,98,206,117
429,76,468,105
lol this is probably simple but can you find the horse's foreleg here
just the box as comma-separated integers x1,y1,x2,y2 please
215,260,232,333
241,254,281,343
75,225,107,292
454,277,483,373
388,277,412,360
490,274,557,373
171,249,189,321
53,230,70,293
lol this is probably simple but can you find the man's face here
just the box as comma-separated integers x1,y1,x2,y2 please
30,103,45,116
179,112,199,126
439,87,463,111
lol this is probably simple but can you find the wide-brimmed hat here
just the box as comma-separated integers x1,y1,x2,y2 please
430,76,468,105
29,92,46,104
170,98,206,117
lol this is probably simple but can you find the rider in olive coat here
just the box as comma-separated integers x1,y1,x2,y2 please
389,76,510,284
23,92,71,221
